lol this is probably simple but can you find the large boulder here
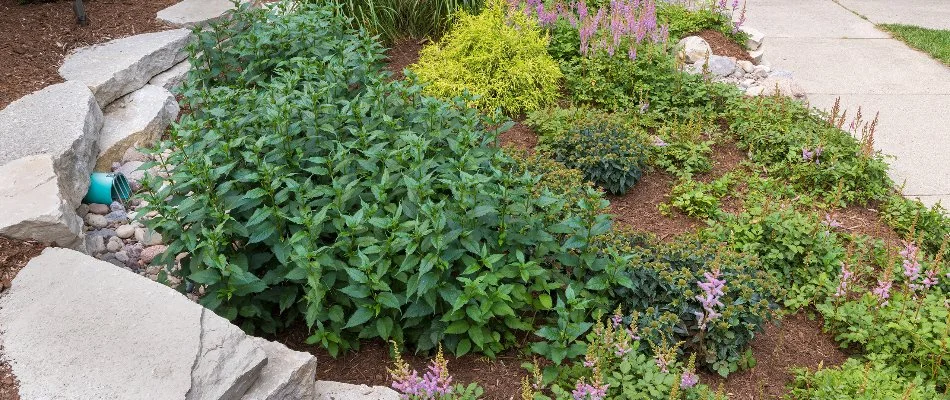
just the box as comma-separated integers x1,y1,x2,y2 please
240,338,317,400
96,85,179,171
707,55,738,77
0,156,84,249
59,29,192,107
0,81,102,206
157,0,242,28
313,381,400,400
150,60,192,92
0,248,267,400
739,26,765,51
676,36,711,64
760,76,807,100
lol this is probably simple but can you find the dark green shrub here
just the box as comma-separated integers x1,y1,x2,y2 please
141,2,605,358
600,234,781,376
706,205,847,309
787,359,944,400
726,96,892,205
411,0,562,115
881,194,950,259
543,124,650,195
329,0,484,43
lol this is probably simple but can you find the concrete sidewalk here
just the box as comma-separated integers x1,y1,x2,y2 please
743,0,950,207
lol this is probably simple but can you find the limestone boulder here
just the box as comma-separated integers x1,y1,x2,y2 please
157,0,242,28
676,36,711,64
0,156,84,249
707,55,737,77
150,60,192,92
240,338,317,400
761,77,807,99
739,26,765,50
0,248,268,400
0,81,102,206
96,85,179,171
314,381,400,400
59,29,192,107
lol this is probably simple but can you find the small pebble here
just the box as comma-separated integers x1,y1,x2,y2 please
88,203,110,215
116,224,135,239
141,245,168,264
115,251,130,263
110,201,126,212
105,210,128,224
135,227,164,246
85,235,106,254
106,236,123,252
84,213,108,229
87,228,117,238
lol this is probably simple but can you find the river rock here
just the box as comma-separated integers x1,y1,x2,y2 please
677,36,711,64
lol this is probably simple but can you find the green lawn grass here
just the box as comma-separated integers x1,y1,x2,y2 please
878,24,950,66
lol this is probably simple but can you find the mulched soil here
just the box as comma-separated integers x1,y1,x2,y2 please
700,312,849,400
497,122,539,154
0,236,46,400
384,38,425,81
0,0,178,109
277,325,529,400
693,29,753,63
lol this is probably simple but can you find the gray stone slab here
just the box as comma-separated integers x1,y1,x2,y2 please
150,60,192,92
313,381,400,400
742,0,888,38
835,0,950,30
0,156,84,249
762,37,950,95
59,29,192,107
241,338,317,400
157,0,240,28
0,248,267,400
96,85,179,171
808,93,950,201
0,81,102,206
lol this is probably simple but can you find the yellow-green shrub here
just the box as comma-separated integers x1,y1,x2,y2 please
410,0,561,115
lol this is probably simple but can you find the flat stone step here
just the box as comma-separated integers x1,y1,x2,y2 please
240,338,317,400
157,0,242,28
313,381,399,400
0,81,102,207
0,248,267,400
59,29,192,108
96,85,179,171
150,60,192,91
0,156,85,250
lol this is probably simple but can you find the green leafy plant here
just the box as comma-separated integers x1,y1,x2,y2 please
787,358,945,400
411,0,562,115
881,194,950,260
663,175,733,219
330,0,485,43
542,123,650,195
657,2,747,44
140,2,607,358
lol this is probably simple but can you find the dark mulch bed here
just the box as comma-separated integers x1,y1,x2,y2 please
0,0,177,109
693,29,753,63
277,325,529,400
700,312,849,400
608,172,704,239
497,122,539,153
1,236,46,400
384,38,424,81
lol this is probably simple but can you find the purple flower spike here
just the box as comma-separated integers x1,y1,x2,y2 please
680,371,699,389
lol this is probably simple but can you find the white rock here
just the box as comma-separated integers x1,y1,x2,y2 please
745,86,765,97
739,26,765,51
0,248,268,399
737,60,754,73
116,224,136,239
749,48,765,65
59,29,193,107
0,156,85,249
0,81,103,206
96,85,179,171
676,36,711,64
157,0,242,28
150,60,192,91
314,381,400,400
241,338,317,400
760,77,807,99
707,55,737,77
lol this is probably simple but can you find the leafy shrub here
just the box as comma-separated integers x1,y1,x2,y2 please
600,234,781,376
707,205,847,309
525,106,642,144
662,175,734,219
141,2,605,358
819,291,950,390
657,2,746,44
652,117,716,178
331,0,484,43
881,194,950,259
543,124,650,195
411,0,561,115
507,149,607,223
787,359,944,400
726,96,891,205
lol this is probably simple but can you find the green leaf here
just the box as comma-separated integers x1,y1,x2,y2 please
445,320,469,334
344,307,373,329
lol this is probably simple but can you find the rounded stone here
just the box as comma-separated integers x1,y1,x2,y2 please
116,224,136,239
677,36,712,64
106,236,123,252
88,203,110,215
140,245,168,264
135,227,163,246
115,251,130,263
84,213,108,229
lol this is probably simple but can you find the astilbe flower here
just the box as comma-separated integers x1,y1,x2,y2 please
822,214,843,230
802,146,823,164
732,1,746,33
834,262,855,298
695,268,725,330
923,268,940,289
872,276,892,306
680,372,699,389
901,240,923,292
572,378,608,400
389,343,453,399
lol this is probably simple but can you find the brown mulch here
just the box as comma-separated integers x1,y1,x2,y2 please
834,201,903,247
1,237,46,400
693,29,753,63
608,172,704,239
385,38,424,81
497,122,539,153
700,312,849,400
277,326,528,400
0,0,177,109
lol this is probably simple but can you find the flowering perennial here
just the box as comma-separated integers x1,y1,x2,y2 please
695,269,726,330
390,344,454,399
834,262,855,298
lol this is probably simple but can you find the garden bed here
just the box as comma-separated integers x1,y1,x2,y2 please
0,0,177,108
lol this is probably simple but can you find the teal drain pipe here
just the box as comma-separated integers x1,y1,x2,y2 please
83,172,132,205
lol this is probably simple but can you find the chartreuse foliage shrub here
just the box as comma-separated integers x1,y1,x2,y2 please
707,204,847,309
787,359,944,400
141,2,616,358
726,96,891,205
410,0,561,115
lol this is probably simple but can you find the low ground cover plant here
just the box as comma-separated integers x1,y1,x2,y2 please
411,0,561,115
787,358,944,400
